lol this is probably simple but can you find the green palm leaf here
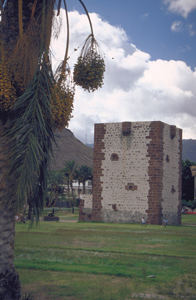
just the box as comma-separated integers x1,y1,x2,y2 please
7,61,55,222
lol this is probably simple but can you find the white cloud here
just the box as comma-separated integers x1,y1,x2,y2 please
141,13,150,20
180,45,191,52
186,23,196,36
171,20,196,36
51,10,196,143
171,20,183,32
164,0,196,18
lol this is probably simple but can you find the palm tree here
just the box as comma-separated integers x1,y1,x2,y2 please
0,1,105,299
78,165,93,194
75,169,82,196
48,170,65,207
62,160,78,206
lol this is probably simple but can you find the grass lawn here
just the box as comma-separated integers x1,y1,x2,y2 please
15,212,196,300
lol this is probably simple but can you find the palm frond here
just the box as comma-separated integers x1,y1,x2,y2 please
7,61,55,222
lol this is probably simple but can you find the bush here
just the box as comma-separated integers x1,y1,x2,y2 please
182,199,196,211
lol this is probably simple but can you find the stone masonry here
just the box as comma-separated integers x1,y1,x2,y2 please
79,121,182,225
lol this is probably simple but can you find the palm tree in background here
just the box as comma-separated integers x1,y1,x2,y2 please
79,165,93,194
75,168,82,196
62,160,78,206
48,170,65,207
0,1,105,298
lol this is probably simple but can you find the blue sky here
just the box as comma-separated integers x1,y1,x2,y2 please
67,0,196,69
52,0,196,143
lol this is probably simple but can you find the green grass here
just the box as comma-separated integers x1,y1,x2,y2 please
181,213,196,225
42,207,79,220
15,213,196,300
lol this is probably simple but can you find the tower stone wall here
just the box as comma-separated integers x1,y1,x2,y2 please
79,121,182,225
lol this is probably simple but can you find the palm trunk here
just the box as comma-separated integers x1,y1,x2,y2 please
0,120,21,300
48,187,55,207
82,180,86,194
52,188,59,207
78,181,81,197
70,180,75,206
67,179,71,207
27,201,33,220
0,1,56,298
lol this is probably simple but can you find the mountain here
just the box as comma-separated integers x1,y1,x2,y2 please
50,129,93,170
50,129,196,171
85,140,196,163
86,143,94,148
182,139,196,163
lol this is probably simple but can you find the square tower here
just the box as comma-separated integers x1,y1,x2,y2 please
89,121,182,225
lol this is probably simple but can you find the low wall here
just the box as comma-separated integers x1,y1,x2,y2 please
44,216,59,221
79,195,93,221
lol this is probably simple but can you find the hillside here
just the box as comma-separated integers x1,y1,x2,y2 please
86,140,196,162
50,129,93,170
182,139,196,163
50,129,196,171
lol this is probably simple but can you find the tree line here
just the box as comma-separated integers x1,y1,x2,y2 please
47,161,93,208
182,159,196,210
47,158,196,210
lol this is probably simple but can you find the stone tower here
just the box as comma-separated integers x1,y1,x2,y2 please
79,121,182,225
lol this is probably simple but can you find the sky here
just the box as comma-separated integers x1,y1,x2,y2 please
51,0,196,144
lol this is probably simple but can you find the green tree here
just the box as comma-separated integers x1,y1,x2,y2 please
48,170,65,207
0,1,104,298
75,169,82,196
62,160,78,206
182,159,196,202
78,165,93,194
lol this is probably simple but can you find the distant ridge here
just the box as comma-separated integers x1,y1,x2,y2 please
84,140,196,162
86,143,94,148
182,139,196,162
50,129,196,171
50,129,93,170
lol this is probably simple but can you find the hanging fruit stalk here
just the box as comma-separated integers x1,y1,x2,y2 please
73,0,105,92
